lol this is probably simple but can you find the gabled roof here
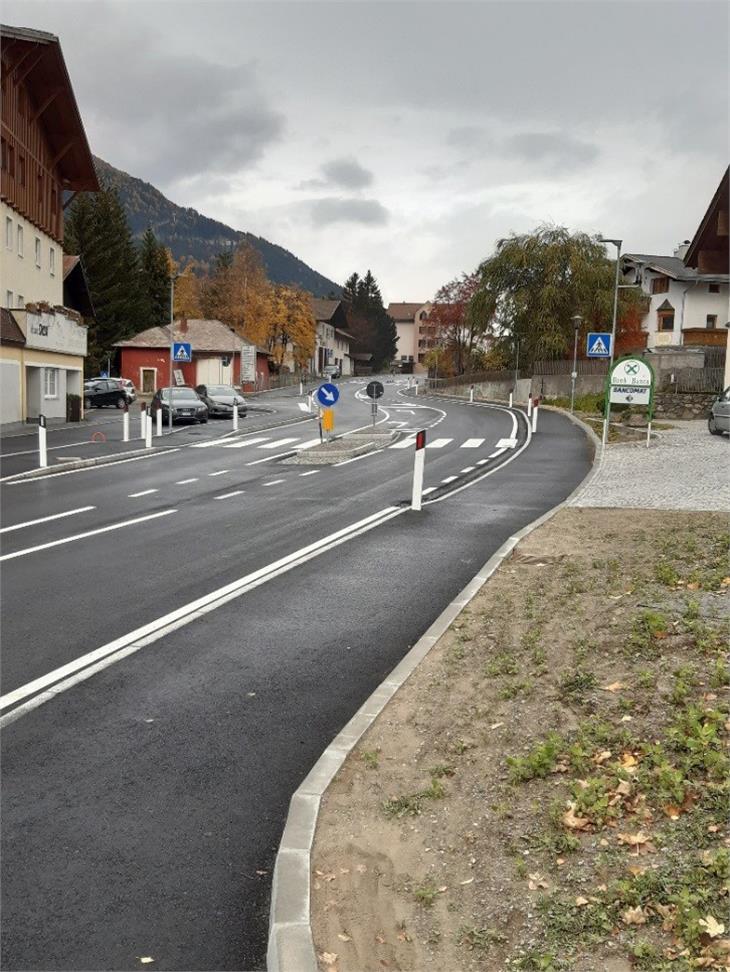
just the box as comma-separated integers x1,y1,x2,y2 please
0,24,98,191
335,327,353,341
311,298,341,322
684,166,729,270
115,319,258,353
386,302,427,320
0,307,25,346
622,253,728,284
62,254,95,318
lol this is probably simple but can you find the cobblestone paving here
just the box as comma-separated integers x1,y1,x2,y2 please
571,420,730,512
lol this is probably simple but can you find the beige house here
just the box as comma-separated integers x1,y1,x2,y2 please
387,302,433,373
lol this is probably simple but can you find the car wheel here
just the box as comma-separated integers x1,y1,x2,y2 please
708,415,722,436
84,397,92,409
116,396,127,409
200,417,208,424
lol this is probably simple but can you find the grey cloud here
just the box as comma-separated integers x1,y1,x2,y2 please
503,132,599,171
309,198,389,227
299,157,374,190
446,127,492,150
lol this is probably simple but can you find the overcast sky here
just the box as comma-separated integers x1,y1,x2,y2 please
6,0,729,300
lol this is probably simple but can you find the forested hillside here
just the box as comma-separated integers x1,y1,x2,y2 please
91,157,341,297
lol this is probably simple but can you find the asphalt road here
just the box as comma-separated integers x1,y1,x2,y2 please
0,378,593,971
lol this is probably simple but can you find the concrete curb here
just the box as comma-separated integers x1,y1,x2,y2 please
266,405,600,971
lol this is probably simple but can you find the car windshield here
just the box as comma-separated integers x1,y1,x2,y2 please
161,388,198,401
207,386,235,395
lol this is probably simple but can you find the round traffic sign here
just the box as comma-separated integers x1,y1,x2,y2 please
316,382,340,407
366,380,384,399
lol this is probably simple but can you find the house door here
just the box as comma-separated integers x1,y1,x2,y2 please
140,368,157,393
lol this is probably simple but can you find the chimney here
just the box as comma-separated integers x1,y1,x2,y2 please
674,240,691,260
180,319,188,334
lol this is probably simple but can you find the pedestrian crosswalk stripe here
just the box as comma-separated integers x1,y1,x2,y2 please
258,437,299,449
296,438,322,451
222,437,271,448
425,438,452,449
389,437,416,449
191,437,237,448
460,438,485,448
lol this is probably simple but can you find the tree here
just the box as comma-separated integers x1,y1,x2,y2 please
267,286,316,369
201,242,273,346
469,225,647,370
173,262,203,319
139,226,171,328
428,271,487,375
65,187,147,373
341,269,397,369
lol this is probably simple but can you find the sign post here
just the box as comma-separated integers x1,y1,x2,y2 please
316,383,339,441
171,341,192,432
411,429,427,511
605,356,655,450
38,414,47,468
366,380,384,427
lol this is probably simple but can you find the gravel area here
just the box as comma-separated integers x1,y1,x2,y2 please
570,420,730,512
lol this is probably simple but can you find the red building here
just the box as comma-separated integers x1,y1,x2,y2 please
115,319,270,393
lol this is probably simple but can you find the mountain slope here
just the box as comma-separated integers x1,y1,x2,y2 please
91,156,341,297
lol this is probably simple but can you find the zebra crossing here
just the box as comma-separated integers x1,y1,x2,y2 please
191,432,509,454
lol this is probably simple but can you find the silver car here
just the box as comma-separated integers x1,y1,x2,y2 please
708,386,730,436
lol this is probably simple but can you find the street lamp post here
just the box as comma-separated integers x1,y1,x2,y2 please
168,274,179,431
599,238,622,447
570,315,582,412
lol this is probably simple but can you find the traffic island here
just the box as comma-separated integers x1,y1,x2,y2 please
283,431,397,466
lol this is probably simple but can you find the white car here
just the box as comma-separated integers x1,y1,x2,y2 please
708,386,730,436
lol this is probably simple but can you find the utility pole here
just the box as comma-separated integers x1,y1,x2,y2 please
599,238,622,448
168,275,175,430
570,315,582,412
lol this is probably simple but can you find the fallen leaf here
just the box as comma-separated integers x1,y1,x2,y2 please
620,752,638,768
628,865,647,876
319,953,338,966
616,780,632,796
528,872,550,890
556,857,565,866
664,805,681,820
699,915,725,938
721,577,730,586
599,838,609,847
687,581,700,590
575,896,590,906
602,682,626,693
438,886,448,893
593,750,612,765
563,803,590,831
337,933,352,943
622,905,647,925
375,934,386,944
708,824,720,833
618,831,650,847
620,715,633,722
397,930,412,942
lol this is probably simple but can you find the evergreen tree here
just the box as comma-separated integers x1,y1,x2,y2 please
65,188,147,372
139,226,171,328
341,269,397,369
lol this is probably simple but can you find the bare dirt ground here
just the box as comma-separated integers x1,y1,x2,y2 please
311,508,729,972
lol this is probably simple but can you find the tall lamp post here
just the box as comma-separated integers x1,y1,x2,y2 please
168,273,180,431
570,315,582,413
599,238,622,447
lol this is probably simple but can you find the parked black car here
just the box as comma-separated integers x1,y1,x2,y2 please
195,384,247,418
151,386,208,424
83,379,133,410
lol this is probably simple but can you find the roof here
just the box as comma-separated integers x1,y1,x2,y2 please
622,253,728,284
0,24,98,191
62,255,80,279
334,327,354,341
684,166,729,270
0,307,26,346
115,319,258,352
62,254,95,318
386,302,427,320
311,298,341,322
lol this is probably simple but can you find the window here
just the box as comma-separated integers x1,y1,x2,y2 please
706,315,718,329
650,276,669,294
658,312,675,332
709,284,720,294
50,247,55,276
35,237,41,267
44,368,59,399
17,295,24,307
6,291,13,307
17,225,23,257
5,216,12,249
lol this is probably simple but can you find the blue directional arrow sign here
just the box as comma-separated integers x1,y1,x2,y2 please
316,382,340,407
586,332,612,358
172,342,192,363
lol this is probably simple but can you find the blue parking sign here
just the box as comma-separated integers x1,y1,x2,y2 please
587,332,612,358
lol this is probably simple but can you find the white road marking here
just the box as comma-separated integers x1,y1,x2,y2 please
0,509,176,563
496,437,518,449
258,437,299,450
0,506,96,534
2,448,180,484
296,438,323,451
333,449,384,467
128,488,158,497
208,470,229,477
488,449,506,459
460,466,476,473
422,486,437,494
0,505,404,724
191,436,239,448
246,453,292,466
214,490,244,500
461,438,485,448
297,402,310,412
426,438,452,449
389,437,416,449
262,479,285,487
175,478,199,484
441,475,458,483
476,458,490,465
299,470,319,477
222,437,270,449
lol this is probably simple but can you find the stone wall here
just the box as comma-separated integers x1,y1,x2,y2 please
652,392,716,419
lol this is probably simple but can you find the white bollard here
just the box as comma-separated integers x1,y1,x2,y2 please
140,405,147,440
414,381,418,396
299,380,303,396
123,408,130,442
411,430,426,511
156,407,162,437
145,410,153,448
307,392,313,414
469,385,474,403
532,402,538,433
233,403,239,431
646,421,652,448
527,395,533,418
38,415,47,468
509,392,513,408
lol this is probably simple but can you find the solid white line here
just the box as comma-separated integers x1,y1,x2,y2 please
258,437,299,450
262,479,285,487
460,466,476,473
426,438,452,449
0,439,94,459
0,505,96,534
0,505,404,723
246,452,292,466
441,475,458,483
333,449,384,467
461,438,485,448
222,437,270,449
299,470,319,477
175,478,199,485
128,489,158,498
2,448,181,484
214,490,244,499
208,470,229,477
0,509,177,563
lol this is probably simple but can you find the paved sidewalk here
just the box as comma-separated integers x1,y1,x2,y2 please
570,420,730,511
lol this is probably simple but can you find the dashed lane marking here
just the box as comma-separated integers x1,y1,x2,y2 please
128,489,158,497
208,470,229,477
175,478,199,484
214,490,245,500
422,486,437,495
262,479,285,487
299,470,319,477
460,438,485,448
441,475,458,484
460,466,476,473
296,438,324,451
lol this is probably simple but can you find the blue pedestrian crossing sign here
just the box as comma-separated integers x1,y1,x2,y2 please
316,382,340,407
172,342,192,363
586,332,612,358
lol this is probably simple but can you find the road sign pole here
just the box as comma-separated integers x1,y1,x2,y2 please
169,279,175,431
156,406,162,437
123,405,129,443
411,430,427,511
38,415,47,468
233,403,239,432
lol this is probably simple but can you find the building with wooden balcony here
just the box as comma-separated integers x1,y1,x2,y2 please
0,24,98,424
